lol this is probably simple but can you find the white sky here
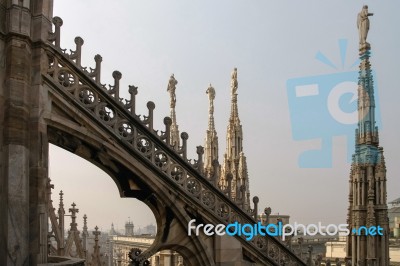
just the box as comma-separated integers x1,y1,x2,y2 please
50,1,400,232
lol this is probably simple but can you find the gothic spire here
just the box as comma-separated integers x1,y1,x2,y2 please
47,180,65,256
64,202,85,258
346,7,389,265
220,68,251,211
58,190,65,255
356,43,379,146
82,214,88,260
90,226,103,265
204,84,219,182
167,74,180,149
229,68,240,135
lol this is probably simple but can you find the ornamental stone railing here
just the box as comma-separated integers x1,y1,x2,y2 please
44,16,305,266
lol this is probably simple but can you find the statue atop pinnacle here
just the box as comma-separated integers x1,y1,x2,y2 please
167,74,178,108
357,5,373,47
231,68,238,95
206,84,215,115
167,74,180,148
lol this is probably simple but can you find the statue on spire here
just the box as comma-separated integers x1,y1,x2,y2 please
231,68,238,95
206,84,215,114
357,5,373,46
167,74,178,108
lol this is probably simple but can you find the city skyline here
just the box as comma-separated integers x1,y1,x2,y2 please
50,1,400,232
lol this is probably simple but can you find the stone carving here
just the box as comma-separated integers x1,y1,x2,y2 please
43,22,305,264
64,203,85,258
357,5,373,45
167,74,178,108
206,84,215,113
231,67,238,95
128,248,150,265
348,6,389,265
204,83,219,181
90,226,103,264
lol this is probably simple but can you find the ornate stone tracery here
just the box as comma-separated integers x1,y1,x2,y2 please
42,39,302,263
0,3,305,264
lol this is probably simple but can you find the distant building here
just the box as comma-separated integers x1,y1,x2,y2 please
143,224,156,236
326,237,400,265
258,213,290,225
109,223,119,236
389,198,400,237
125,221,134,237
110,235,183,266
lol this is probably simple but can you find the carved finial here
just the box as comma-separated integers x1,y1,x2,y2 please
88,54,103,84
146,101,155,131
181,132,189,140
129,85,138,96
163,117,172,144
70,203,78,216
180,132,189,159
196,146,204,174
74,36,84,46
93,226,100,238
69,36,84,66
69,202,79,215
69,202,79,230
48,16,63,49
94,54,102,63
357,5,373,47
83,214,88,236
52,16,63,27
59,190,64,208
109,70,122,102
252,196,259,220
91,225,102,261
253,196,259,204
263,207,271,225
197,145,204,156
112,70,122,80
125,85,138,115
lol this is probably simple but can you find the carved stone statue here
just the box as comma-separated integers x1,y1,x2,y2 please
231,68,238,95
206,84,215,113
167,74,178,108
357,5,373,45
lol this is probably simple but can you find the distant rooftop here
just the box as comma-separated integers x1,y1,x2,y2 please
389,198,400,205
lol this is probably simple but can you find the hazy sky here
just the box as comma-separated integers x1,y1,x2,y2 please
50,1,400,232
